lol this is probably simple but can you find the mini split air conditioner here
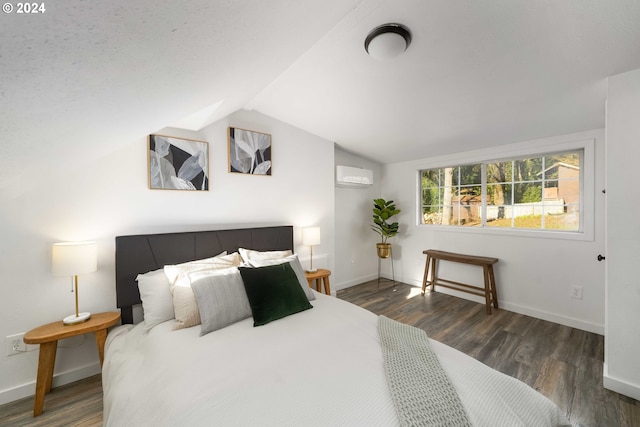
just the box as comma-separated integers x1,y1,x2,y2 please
336,165,373,188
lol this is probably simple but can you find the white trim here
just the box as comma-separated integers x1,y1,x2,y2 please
401,278,604,335
603,364,640,401
498,300,604,335
0,362,101,405
334,274,379,291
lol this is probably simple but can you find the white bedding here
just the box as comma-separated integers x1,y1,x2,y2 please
103,291,571,426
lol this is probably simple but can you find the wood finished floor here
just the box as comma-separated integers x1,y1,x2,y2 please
0,374,102,427
340,280,640,427
1,280,638,426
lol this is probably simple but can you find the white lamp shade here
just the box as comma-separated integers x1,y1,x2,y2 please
302,227,321,246
52,241,97,276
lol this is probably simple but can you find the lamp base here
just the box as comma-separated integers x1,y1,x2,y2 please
63,312,91,325
306,269,318,273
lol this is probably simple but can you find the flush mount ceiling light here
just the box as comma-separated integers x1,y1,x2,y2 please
364,23,412,60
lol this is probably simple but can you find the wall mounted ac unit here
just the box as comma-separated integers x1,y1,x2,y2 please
336,165,373,188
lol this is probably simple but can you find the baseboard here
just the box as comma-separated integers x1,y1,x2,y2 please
603,364,640,401
499,301,604,335
401,277,605,335
334,273,379,292
0,362,101,405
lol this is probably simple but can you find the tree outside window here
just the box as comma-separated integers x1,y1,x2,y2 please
420,150,581,231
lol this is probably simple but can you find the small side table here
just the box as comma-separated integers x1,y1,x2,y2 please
305,269,332,295
23,311,121,416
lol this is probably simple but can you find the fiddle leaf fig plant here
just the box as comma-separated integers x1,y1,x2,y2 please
371,198,401,244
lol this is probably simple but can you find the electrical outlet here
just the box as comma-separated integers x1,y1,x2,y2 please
570,285,583,300
6,333,27,356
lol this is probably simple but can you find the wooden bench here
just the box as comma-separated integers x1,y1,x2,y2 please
421,249,499,314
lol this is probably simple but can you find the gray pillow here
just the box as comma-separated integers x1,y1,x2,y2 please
190,267,252,336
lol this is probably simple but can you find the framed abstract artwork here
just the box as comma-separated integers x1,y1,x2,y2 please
228,127,272,175
148,134,209,190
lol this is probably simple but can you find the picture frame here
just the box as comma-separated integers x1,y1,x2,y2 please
228,127,272,175
148,134,209,191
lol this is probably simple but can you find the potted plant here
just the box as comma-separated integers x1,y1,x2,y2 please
371,198,401,258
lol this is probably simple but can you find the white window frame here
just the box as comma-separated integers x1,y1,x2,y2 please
416,137,595,241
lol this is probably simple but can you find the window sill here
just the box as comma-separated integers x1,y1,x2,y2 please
417,223,593,242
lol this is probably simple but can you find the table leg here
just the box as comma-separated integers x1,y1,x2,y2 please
95,328,107,366
322,276,331,295
33,341,57,416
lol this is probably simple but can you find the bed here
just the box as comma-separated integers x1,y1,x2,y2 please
104,225,572,426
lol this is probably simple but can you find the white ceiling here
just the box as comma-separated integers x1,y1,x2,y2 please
2,0,640,191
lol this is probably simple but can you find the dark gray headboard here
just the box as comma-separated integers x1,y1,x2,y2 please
115,226,294,323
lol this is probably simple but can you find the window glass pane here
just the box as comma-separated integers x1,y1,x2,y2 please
451,167,461,186
539,204,579,231
422,206,443,224
486,161,511,184
486,183,511,228
514,157,542,181
514,182,542,204
487,219,511,228
459,164,482,185
442,167,455,187
460,219,482,226
421,169,441,187
487,183,511,207
458,186,482,226
441,205,455,226
513,214,542,229
422,187,442,206
544,180,559,200
559,204,580,231
544,151,580,180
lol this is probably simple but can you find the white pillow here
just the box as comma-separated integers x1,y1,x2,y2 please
164,252,241,290
164,252,242,330
136,269,174,332
248,254,316,301
238,248,293,263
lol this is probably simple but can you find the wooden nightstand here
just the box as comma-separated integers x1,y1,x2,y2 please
23,311,121,416
305,269,332,295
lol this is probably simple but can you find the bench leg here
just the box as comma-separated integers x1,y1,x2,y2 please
483,265,492,315
421,255,431,294
488,265,498,309
430,258,438,292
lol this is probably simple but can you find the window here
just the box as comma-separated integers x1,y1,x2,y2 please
420,149,582,232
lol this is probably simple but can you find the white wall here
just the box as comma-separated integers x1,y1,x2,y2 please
381,129,606,334
604,67,640,400
334,148,382,290
0,109,335,404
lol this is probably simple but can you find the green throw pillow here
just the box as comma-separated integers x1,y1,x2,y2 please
239,263,313,326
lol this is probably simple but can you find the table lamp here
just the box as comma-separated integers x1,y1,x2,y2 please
301,227,321,273
52,241,97,325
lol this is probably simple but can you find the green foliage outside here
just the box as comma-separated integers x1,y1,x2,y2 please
419,150,581,228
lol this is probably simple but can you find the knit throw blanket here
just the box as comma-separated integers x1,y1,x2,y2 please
378,316,473,427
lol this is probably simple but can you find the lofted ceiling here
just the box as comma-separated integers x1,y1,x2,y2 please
2,0,640,192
